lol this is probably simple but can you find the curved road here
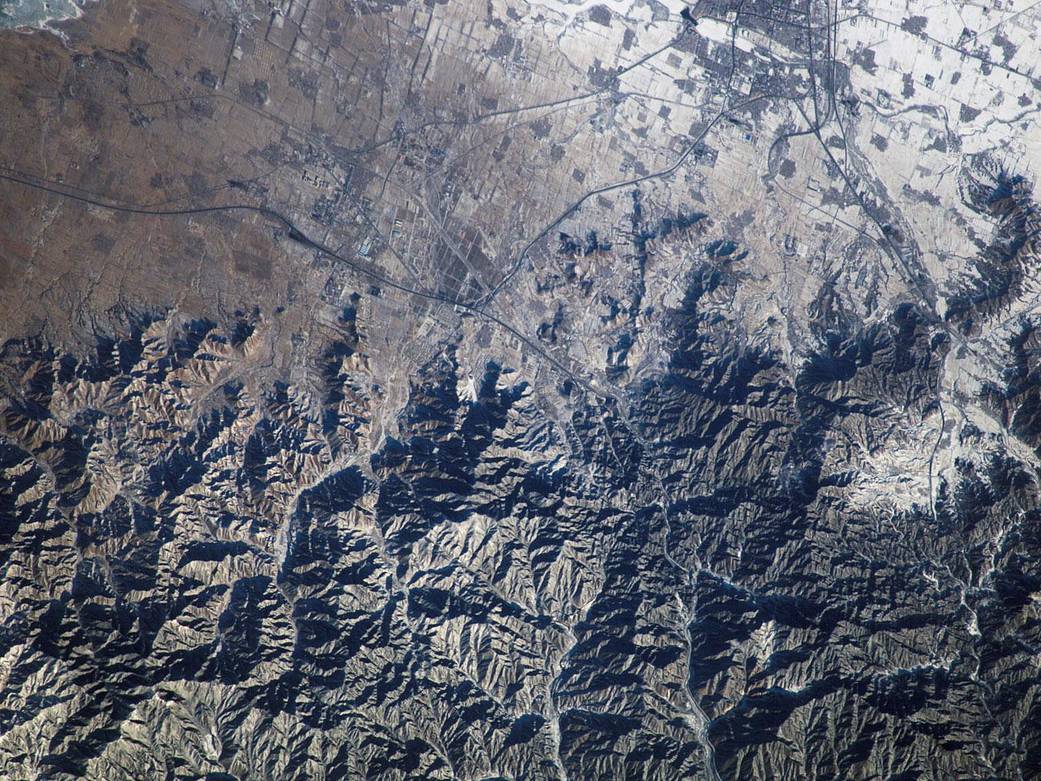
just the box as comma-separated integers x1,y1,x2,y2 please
0,168,599,398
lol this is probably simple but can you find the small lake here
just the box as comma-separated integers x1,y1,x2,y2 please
1,0,86,30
